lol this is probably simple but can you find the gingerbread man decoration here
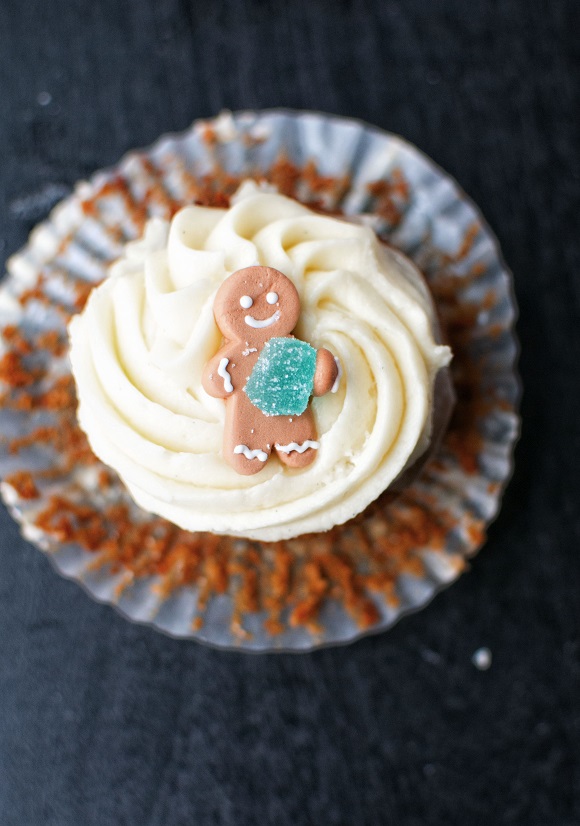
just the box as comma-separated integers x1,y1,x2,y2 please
202,266,340,475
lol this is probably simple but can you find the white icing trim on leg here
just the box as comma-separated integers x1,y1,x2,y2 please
275,440,319,454
218,358,233,393
234,444,268,462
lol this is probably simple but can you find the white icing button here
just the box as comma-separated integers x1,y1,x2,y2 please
240,295,253,309
266,291,278,304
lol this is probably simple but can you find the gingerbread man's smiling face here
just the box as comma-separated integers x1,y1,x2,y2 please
213,266,301,342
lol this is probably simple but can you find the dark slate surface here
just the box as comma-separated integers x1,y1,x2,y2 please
1,1,579,824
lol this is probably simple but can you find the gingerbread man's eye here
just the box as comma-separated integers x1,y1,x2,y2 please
240,295,253,309
266,292,279,305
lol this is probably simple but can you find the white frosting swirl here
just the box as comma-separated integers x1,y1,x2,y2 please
69,183,451,541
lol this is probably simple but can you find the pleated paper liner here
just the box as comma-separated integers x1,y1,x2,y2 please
0,110,520,651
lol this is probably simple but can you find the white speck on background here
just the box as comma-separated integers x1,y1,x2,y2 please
472,647,492,670
37,91,52,106
421,648,442,665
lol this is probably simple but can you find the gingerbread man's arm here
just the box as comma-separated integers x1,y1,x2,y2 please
202,344,239,399
312,348,339,397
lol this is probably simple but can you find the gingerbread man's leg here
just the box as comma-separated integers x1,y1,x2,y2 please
223,395,272,476
272,408,319,469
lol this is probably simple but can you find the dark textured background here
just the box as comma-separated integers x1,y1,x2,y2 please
1,1,579,824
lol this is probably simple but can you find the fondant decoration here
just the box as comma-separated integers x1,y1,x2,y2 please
202,266,339,475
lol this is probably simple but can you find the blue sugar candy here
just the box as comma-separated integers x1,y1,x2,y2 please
244,337,317,417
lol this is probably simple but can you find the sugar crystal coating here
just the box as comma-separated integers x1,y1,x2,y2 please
244,338,317,416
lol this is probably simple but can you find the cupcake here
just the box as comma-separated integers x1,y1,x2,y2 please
68,182,452,542
0,111,519,649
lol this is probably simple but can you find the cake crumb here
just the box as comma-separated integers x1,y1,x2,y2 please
4,470,39,500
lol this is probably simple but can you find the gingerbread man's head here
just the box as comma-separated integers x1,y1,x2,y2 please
213,266,300,342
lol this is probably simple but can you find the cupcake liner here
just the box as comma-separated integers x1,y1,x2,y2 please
0,110,520,651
